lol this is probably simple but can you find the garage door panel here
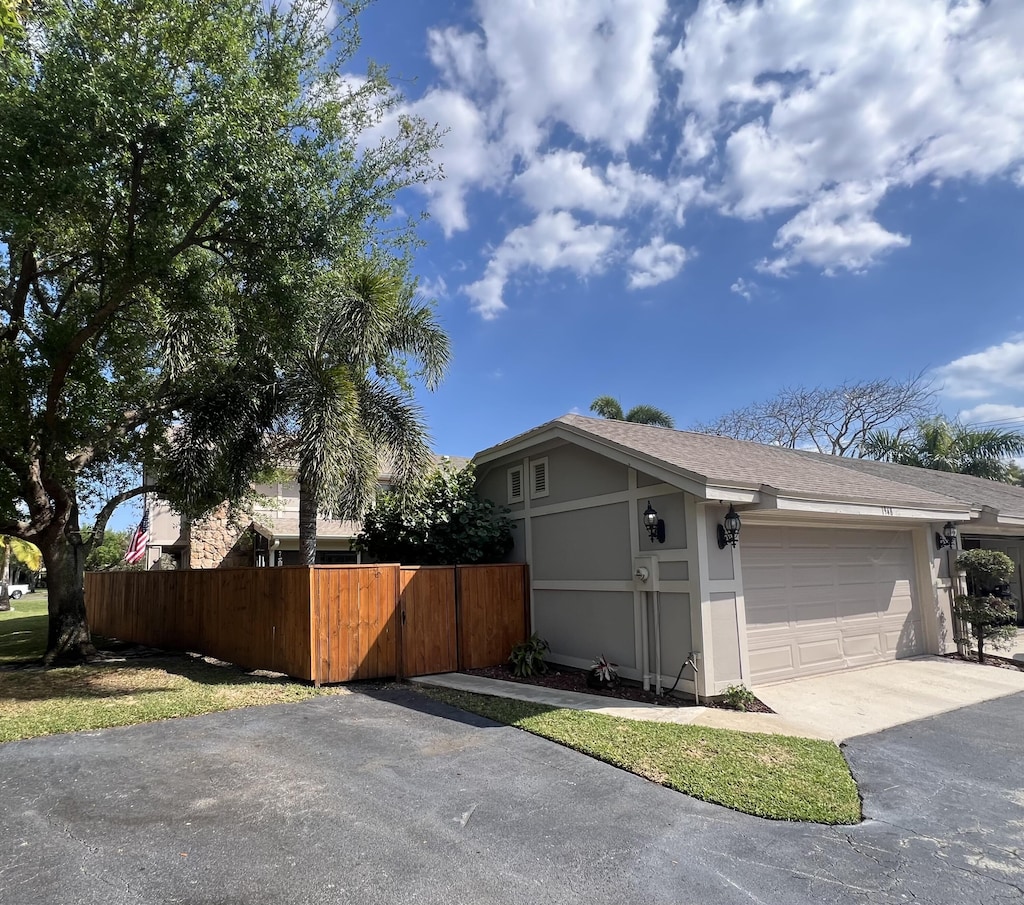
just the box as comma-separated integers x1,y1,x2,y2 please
744,525,923,684
798,638,844,666
749,645,794,677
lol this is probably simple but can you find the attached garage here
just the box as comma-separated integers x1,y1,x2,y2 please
743,524,924,685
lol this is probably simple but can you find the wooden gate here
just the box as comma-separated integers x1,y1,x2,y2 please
398,567,458,677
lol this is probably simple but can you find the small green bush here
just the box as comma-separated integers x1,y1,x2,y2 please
508,634,550,677
722,683,757,712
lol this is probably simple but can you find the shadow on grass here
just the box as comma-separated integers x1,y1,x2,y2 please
0,613,48,665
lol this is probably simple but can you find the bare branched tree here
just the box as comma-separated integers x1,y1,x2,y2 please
690,375,936,457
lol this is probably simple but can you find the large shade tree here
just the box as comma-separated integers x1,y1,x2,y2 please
590,396,675,428
0,0,440,662
862,417,1024,481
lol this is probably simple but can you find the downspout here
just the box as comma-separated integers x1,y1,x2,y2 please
653,589,662,696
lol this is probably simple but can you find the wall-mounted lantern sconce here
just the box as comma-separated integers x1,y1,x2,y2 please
717,504,741,549
643,501,666,544
935,521,958,550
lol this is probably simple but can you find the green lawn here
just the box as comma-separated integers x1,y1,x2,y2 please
417,687,862,825
0,591,49,663
0,592,344,743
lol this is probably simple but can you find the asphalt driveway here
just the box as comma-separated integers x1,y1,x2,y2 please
1,686,1022,904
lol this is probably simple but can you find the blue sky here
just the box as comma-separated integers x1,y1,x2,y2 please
103,0,1024,532
345,0,1024,460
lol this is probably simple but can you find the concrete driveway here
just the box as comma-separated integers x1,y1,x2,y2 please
754,655,1024,741
2,685,1023,904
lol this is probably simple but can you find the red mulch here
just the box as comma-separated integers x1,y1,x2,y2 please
463,663,774,713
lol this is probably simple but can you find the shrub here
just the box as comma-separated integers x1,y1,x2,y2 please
354,462,514,565
722,684,757,712
588,655,618,688
954,549,1018,663
509,634,550,677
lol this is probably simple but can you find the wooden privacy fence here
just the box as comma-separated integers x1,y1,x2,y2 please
85,563,529,685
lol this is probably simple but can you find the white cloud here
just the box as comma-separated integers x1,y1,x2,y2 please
403,0,1024,316
402,89,506,236
627,237,688,289
958,403,1024,426
464,212,620,318
934,334,1024,400
730,277,756,300
671,0,1024,272
416,275,448,301
513,151,699,222
759,182,910,275
447,0,668,154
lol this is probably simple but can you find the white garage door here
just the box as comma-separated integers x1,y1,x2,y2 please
743,525,924,685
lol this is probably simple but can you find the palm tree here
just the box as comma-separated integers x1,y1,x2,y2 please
862,417,1024,482
283,262,451,564
1,536,42,611
590,395,675,428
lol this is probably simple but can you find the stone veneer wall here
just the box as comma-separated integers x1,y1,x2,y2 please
188,503,254,569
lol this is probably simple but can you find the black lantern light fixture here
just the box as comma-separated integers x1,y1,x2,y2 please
643,501,666,544
717,504,741,549
936,521,958,550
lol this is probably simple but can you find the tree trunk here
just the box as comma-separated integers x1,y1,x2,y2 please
977,632,985,664
42,535,96,665
298,475,318,566
0,541,10,612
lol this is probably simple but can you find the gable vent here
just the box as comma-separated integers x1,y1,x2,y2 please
531,458,549,499
508,466,524,503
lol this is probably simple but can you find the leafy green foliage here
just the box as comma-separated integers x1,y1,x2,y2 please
508,634,550,678
954,549,1018,662
590,395,675,427
864,418,1024,482
84,529,129,571
416,687,862,824
722,683,758,712
355,463,514,565
0,0,440,658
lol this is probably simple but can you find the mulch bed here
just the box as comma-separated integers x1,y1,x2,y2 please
463,663,774,713
944,651,1024,671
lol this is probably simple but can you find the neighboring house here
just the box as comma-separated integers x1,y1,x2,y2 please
146,457,470,569
473,414,1024,696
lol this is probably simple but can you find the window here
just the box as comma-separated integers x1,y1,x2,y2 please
508,465,524,503
531,457,549,499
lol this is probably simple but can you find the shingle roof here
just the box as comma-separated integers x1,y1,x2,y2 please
476,414,991,513
794,453,1024,520
550,414,962,509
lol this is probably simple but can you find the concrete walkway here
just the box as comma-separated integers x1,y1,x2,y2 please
409,672,824,738
414,653,1024,743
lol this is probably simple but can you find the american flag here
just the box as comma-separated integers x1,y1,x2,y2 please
124,508,150,565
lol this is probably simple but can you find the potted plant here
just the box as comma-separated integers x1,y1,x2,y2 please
587,655,618,689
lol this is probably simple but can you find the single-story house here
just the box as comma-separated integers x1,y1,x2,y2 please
473,414,1024,696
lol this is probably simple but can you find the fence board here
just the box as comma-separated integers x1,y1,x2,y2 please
85,561,526,683
457,564,529,670
399,567,458,678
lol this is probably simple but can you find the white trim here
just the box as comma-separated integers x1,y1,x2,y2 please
525,484,678,519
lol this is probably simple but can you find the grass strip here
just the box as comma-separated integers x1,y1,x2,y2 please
417,686,861,825
1,595,343,742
